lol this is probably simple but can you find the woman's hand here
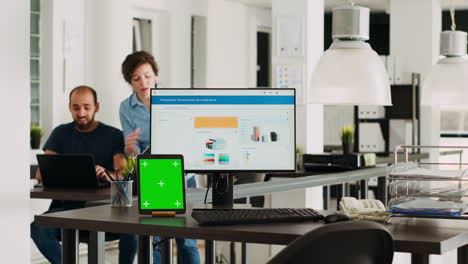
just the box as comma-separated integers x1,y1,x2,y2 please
125,128,141,156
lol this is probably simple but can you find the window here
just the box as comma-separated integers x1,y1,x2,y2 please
30,0,41,125
132,18,152,53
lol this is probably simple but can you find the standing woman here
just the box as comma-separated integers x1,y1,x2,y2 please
119,51,200,264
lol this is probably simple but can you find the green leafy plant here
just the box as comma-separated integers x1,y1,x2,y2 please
30,125,43,149
295,144,302,155
123,155,137,180
295,144,303,170
340,125,354,144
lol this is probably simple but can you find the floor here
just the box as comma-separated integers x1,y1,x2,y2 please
31,241,121,264
32,240,207,264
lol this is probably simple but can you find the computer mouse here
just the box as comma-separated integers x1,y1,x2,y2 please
324,213,350,224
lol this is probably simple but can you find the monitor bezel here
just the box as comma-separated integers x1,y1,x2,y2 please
149,88,296,173
137,154,187,214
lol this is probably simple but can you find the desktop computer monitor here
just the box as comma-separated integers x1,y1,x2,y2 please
150,88,296,206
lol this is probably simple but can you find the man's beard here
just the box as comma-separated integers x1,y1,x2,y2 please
74,114,95,130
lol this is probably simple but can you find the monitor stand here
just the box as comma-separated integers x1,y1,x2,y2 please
210,173,234,208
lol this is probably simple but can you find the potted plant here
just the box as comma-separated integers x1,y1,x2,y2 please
123,155,138,194
123,155,137,179
30,125,43,149
295,145,303,171
341,125,354,154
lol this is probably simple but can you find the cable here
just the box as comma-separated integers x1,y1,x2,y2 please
224,173,230,194
450,0,456,31
204,174,212,204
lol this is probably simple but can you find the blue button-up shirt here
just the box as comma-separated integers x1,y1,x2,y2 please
119,92,196,186
119,93,150,154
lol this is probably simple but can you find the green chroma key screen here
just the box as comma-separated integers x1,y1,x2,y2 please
139,158,185,210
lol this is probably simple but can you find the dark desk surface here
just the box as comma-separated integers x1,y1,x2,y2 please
30,187,209,204
267,152,430,179
27,166,396,204
34,201,468,256
375,152,429,164
30,187,111,201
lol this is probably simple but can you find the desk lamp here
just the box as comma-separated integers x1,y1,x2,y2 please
309,2,392,105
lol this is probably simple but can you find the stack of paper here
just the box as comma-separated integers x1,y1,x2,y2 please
390,168,466,180
390,197,467,216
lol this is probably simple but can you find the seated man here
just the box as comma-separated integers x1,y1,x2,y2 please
30,86,136,264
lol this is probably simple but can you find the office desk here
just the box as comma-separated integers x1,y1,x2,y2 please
31,186,112,201
30,187,208,203
30,152,432,203
30,166,393,204
35,202,468,264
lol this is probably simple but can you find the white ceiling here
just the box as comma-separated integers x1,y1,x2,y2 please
237,0,468,12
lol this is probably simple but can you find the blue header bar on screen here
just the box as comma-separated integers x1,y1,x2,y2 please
151,96,294,105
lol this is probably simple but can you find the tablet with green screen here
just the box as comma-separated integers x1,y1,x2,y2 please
137,154,186,214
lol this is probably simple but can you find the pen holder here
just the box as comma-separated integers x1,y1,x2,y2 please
111,180,133,207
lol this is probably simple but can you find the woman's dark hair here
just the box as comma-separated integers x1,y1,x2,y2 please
121,51,159,84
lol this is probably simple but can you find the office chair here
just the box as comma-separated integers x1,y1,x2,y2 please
267,220,394,264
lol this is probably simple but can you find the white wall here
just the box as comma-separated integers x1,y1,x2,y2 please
0,1,30,262
390,0,440,84
167,1,193,88
85,0,133,129
390,0,441,164
269,0,324,262
206,0,249,88
40,0,263,134
247,6,272,87
324,105,355,145
133,0,193,88
41,0,86,139
193,15,209,88
131,0,262,90
271,0,324,154
390,2,445,263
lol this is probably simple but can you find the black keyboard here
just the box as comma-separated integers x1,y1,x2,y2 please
191,208,324,226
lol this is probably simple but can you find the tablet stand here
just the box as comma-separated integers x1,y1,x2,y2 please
151,211,176,217
211,173,234,208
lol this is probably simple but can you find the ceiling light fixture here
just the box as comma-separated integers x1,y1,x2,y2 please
308,1,392,105
421,3,468,106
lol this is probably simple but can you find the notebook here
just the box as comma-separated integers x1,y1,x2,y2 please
37,154,109,188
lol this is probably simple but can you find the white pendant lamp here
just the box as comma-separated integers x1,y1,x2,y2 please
421,7,468,106
309,4,392,105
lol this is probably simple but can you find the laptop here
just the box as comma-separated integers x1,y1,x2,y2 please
37,154,110,188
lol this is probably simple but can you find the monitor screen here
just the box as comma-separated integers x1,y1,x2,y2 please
150,88,296,172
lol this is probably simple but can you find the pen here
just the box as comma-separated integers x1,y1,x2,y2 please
114,168,120,181
123,168,129,181
104,169,114,182
110,168,130,205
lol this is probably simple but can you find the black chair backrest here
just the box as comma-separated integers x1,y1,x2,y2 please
268,220,394,264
